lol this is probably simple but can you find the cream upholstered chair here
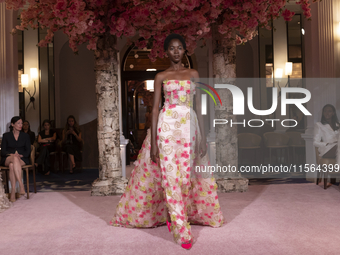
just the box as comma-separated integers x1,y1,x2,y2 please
0,145,37,199
263,132,290,164
237,133,262,165
314,147,336,190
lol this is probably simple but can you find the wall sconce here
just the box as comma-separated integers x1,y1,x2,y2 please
145,80,154,92
30,68,38,80
21,74,28,88
21,68,38,111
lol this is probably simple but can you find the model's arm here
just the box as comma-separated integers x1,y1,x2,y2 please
150,73,163,163
193,70,207,158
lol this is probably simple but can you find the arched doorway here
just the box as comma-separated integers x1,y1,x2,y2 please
121,44,193,164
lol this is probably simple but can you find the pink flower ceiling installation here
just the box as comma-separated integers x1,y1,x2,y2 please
3,0,319,61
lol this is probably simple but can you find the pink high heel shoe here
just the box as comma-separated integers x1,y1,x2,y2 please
167,220,192,249
181,238,193,250
166,220,171,232
181,242,192,250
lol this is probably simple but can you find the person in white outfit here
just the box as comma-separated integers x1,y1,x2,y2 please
314,104,339,159
314,104,339,186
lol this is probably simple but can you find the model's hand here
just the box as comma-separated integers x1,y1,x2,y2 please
150,143,159,164
199,137,207,158
72,131,77,136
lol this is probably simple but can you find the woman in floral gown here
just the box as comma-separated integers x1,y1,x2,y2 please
111,34,224,249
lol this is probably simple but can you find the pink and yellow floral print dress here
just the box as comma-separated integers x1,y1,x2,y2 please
111,80,224,245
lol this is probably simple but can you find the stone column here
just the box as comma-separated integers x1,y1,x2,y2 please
91,34,128,196
212,25,248,192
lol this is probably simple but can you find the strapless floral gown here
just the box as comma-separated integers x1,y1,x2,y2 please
111,80,224,245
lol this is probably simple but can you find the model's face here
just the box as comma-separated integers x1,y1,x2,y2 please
23,122,29,131
323,106,334,120
12,119,23,131
68,118,75,127
167,39,184,63
44,122,50,131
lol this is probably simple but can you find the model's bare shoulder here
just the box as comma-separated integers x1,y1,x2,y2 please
188,69,199,81
154,71,167,83
189,69,199,78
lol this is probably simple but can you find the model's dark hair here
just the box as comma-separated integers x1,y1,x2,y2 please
321,104,339,130
64,115,80,134
9,116,22,131
22,120,31,133
42,119,51,128
164,34,186,51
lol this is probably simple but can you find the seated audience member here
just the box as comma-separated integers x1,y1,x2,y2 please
62,115,82,174
314,104,339,186
36,120,56,175
22,120,36,145
0,116,31,202
314,104,339,158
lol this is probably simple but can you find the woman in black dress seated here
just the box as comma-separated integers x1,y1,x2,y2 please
0,116,31,202
22,120,36,145
36,120,56,176
62,115,82,174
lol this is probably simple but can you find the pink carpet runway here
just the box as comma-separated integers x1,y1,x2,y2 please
1,183,339,255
